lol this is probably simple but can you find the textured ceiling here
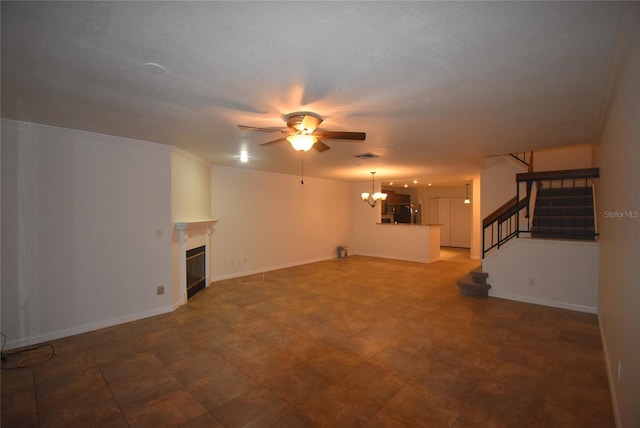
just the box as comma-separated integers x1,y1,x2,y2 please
1,1,624,186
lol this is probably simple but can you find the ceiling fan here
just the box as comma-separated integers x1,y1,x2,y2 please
238,112,366,152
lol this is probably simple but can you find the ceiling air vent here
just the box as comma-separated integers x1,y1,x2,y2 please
354,153,379,159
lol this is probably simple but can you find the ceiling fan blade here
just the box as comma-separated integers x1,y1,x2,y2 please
238,124,287,134
259,137,287,146
313,140,330,152
312,130,366,141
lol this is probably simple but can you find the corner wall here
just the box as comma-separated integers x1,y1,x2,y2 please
595,7,640,427
483,239,599,312
1,120,174,348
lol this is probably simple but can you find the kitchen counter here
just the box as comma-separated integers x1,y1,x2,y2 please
354,224,440,263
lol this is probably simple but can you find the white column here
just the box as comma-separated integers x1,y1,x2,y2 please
177,228,188,305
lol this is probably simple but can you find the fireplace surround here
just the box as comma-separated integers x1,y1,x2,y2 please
175,219,218,304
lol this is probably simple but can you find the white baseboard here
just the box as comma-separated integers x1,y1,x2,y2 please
599,316,622,428
488,290,597,314
351,252,437,264
4,301,181,350
211,256,335,282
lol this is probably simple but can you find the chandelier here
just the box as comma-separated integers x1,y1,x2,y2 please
361,171,388,207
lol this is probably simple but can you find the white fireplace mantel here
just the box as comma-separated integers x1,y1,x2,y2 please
175,219,219,232
175,219,219,304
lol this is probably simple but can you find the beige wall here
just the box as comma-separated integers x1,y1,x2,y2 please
595,9,640,427
532,144,593,171
171,148,212,222
171,149,213,303
210,166,353,280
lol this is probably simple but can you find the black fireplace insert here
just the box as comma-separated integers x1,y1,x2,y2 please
186,246,206,299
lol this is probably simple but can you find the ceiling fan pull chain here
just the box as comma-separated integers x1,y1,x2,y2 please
300,152,304,185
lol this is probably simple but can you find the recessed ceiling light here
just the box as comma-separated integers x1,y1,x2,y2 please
240,149,249,163
404,184,408,188
413,179,418,184
428,183,432,186
389,182,394,186
143,62,166,75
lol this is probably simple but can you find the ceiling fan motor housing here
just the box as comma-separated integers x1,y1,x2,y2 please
286,113,323,134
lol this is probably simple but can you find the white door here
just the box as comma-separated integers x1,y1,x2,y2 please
428,198,439,224
437,198,451,246
450,197,472,247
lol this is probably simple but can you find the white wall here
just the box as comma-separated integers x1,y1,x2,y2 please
210,166,353,280
595,10,640,427
353,223,440,263
171,149,213,303
1,121,174,348
483,239,599,312
480,156,527,219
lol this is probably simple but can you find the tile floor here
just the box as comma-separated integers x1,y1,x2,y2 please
1,255,614,427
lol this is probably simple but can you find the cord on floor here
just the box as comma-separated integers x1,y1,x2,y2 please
1,332,55,369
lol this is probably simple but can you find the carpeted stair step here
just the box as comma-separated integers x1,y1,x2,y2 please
457,270,491,298
470,267,489,284
530,230,596,240
532,185,596,241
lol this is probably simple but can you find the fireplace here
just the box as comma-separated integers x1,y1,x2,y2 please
175,219,218,305
186,246,206,299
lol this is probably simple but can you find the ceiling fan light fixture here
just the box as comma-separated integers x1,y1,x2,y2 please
287,134,317,152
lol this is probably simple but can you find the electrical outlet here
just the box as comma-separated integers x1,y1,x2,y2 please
156,285,165,295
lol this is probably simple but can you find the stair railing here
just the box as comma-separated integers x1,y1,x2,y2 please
482,194,531,258
483,167,599,258
509,151,534,171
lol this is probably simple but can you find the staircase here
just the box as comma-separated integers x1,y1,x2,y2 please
456,267,491,297
482,167,599,258
531,186,596,240
462,163,599,298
